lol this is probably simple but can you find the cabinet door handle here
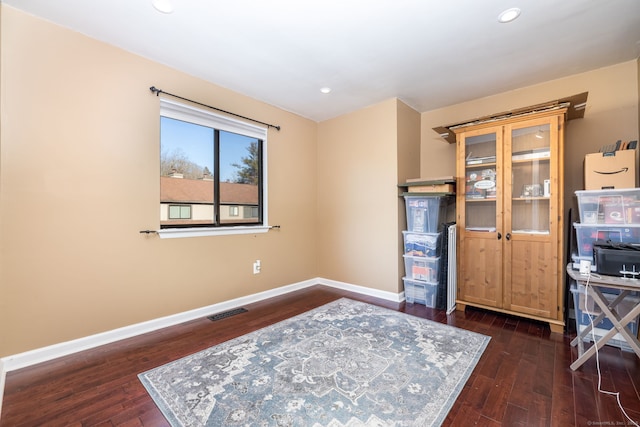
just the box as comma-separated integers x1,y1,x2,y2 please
497,232,502,240
506,233,511,241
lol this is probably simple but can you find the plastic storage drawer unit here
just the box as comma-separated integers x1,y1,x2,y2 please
576,188,640,225
403,277,437,307
573,223,640,261
403,255,440,282
402,231,440,258
404,195,452,233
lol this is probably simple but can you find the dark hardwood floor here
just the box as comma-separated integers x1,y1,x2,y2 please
2,285,639,426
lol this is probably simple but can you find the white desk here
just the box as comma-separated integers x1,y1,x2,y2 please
567,265,640,371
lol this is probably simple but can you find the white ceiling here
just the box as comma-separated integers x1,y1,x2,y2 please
4,0,640,122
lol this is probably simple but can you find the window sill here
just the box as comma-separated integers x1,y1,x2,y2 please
157,225,270,239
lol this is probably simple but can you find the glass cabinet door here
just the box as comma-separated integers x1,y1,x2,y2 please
464,131,498,232
458,127,503,309
508,123,551,234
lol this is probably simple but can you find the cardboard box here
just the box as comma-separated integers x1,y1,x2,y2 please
584,150,637,190
407,183,455,193
404,176,455,194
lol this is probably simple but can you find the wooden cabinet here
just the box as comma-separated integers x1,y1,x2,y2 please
454,110,566,332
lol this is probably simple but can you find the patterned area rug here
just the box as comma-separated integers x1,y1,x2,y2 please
139,298,490,426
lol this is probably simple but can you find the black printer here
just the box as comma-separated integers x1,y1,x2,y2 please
593,240,640,278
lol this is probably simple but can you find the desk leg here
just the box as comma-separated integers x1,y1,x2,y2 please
571,291,629,356
590,288,640,358
570,311,606,347
571,288,640,370
570,290,628,348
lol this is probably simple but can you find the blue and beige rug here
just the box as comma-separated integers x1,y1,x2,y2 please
139,298,489,426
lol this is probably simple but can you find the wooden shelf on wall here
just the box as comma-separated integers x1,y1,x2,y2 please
398,176,456,196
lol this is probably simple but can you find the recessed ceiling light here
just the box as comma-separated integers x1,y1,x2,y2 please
498,7,520,23
320,87,332,94
152,0,174,14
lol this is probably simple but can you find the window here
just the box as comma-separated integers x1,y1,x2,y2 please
244,206,259,219
168,205,191,219
158,99,268,238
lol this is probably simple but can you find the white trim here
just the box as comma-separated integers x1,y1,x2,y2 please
318,278,405,303
160,98,267,140
0,279,402,373
1,279,306,373
158,97,270,237
158,225,270,239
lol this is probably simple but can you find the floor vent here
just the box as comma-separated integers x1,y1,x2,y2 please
207,307,248,321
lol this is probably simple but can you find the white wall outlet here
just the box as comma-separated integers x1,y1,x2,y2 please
579,259,591,275
253,260,261,274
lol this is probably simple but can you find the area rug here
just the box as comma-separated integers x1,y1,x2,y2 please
138,298,490,426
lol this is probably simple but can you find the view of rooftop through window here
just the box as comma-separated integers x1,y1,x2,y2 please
160,117,257,182
160,116,262,227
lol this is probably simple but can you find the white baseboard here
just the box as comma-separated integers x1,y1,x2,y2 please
0,278,402,416
1,278,311,373
319,278,404,303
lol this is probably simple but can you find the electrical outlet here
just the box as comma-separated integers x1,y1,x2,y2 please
253,260,261,274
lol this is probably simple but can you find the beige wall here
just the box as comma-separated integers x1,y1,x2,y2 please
317,99,419,294
397,101,422,187
421,61,640,218
0,6,319,356
2,4,638,359
396,101,422,282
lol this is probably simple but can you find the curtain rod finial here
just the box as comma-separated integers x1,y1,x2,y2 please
150,86,162,96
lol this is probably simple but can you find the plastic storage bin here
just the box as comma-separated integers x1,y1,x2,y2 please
403,277,437,307
570,284,639,352
402,231,440,257
403,255,440,282
574,222,640,261
404,195,453,233
576,188,640,225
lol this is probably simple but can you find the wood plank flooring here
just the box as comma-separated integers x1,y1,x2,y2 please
2,285,639,426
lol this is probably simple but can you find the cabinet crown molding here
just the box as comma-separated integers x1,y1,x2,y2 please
433,92,588,144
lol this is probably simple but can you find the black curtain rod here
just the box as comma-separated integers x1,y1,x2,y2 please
150,86,280,131
139,225,281,234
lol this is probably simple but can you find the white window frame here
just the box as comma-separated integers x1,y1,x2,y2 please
157,98,269,239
